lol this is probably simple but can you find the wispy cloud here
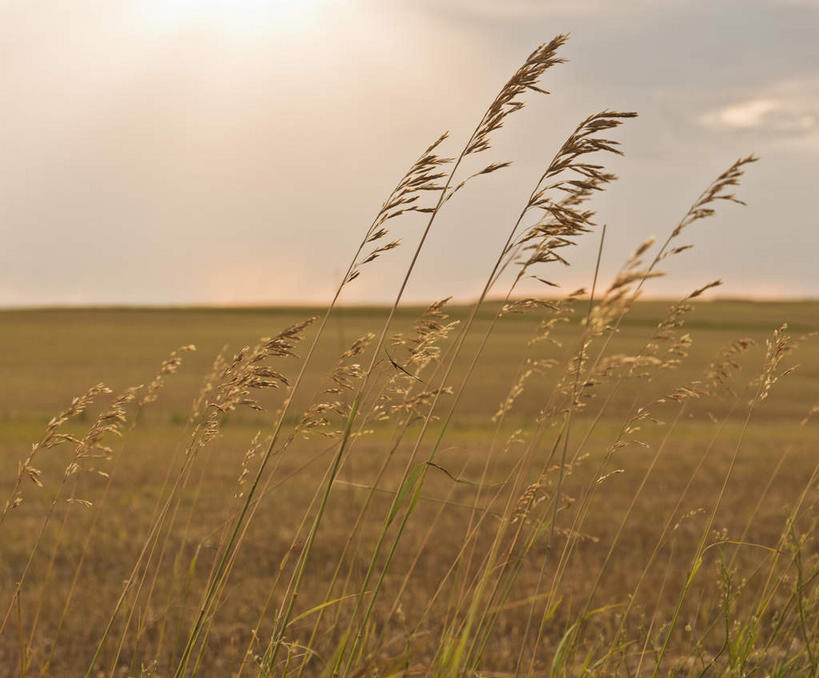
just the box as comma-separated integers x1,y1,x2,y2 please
699,79,819,142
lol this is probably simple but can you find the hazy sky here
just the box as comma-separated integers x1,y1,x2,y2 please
1,0,818,306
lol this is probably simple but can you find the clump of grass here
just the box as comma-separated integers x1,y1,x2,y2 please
2,33,819,678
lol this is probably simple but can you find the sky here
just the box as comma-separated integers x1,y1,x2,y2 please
1,0,817,306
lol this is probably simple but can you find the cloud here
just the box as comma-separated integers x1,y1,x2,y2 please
698,80,819,141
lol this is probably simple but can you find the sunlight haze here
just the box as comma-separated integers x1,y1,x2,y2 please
1,0,817,306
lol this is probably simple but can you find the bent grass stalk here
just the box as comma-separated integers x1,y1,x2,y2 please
443,223,608,675
8,34,814,678
265,37,572,672
171,131,452,676
338,105,632,678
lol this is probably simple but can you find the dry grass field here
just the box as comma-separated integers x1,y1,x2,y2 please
1,301,817,676
2,35,819,678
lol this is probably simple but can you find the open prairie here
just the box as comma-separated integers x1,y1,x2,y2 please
2,8,819,674
1,301,817,675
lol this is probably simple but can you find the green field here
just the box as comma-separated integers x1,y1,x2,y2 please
1,300,818,675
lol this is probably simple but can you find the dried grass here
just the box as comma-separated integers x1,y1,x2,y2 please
2,34,818,678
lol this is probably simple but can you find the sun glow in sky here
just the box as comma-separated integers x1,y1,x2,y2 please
138,0,325,33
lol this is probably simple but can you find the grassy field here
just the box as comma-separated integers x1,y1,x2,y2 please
1,300,817,676
2,34,819,678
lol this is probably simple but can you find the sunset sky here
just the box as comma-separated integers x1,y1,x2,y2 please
1,0,817,306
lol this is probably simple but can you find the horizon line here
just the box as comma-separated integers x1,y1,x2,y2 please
2,295,819,312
